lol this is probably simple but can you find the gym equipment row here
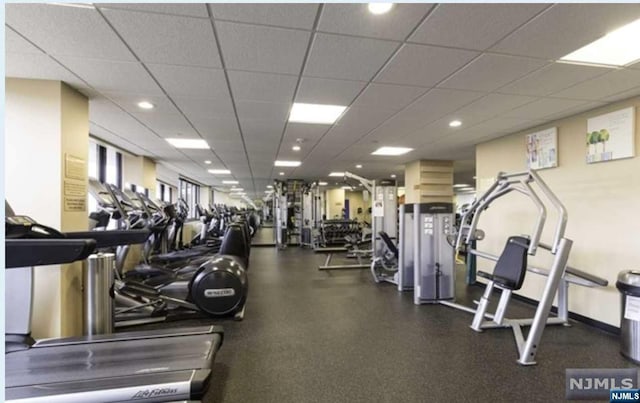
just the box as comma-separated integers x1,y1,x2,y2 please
5,202,225,402
371,169,608,365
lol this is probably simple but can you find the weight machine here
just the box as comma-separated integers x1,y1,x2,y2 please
405,169,608,365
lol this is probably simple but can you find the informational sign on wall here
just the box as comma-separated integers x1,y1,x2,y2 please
372,200,384,217
526,127,558,170
586,107,635,164
63,154,87,212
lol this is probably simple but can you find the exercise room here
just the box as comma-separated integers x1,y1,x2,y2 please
3,2,640,402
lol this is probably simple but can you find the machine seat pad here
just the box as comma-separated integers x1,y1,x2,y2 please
483,236,530,291
378,231,398,260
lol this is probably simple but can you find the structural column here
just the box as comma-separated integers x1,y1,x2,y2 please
404,160,454,204
5,78,89,338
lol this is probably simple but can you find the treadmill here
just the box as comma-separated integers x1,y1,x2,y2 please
5,203,224,402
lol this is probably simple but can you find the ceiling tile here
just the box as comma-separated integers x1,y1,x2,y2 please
96,3,209,18
103,9,221,68
503,98,588,120
216,21,310,75
228,71,298,103
491,4,640,59
353,83,428,111
336,106,397,132
498,63,610,97
235,101,290,121
173,96,235,120
375,44,478,87
452,93,538,121
6,27,42,54
57,56,162,94
240,119,286,140
146,64,228,98
192,118,240,141
550,69,640,101
5,52,88,89
410,4,548,50
132,113,196,138
399,88,485,123
7,4,134,61
602,86,640,103
90,123,150,156
296,77,366,105
319,4,434,40
103,92,178,115
283,123,330,143
439,54,547,92
305,33,398,81
210,4,318,30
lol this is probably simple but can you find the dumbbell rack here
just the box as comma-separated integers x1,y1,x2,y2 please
318,219,361,246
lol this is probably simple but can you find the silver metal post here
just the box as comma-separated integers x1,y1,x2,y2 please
84,253,115,335
517,238,573,365
557,278,569,324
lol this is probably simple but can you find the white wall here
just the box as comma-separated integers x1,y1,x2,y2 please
476,96,640,327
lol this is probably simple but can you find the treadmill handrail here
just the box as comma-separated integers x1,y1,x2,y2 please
66,229,150,248
5,239,96,269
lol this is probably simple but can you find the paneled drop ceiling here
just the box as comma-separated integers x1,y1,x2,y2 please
6,3,640,197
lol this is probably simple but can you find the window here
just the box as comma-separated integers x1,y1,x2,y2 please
88,138,123,220
179,178,200,219
156,181,173,203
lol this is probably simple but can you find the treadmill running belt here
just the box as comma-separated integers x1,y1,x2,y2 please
5,333,221,387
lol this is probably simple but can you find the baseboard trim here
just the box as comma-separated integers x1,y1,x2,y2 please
470,282,620,335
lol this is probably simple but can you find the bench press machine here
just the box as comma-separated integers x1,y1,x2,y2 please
413,170,608,365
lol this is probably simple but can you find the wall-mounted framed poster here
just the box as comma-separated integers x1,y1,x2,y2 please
526,127,558,170
586,107,635,164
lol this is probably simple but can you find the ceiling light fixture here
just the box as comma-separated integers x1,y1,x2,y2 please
137,101,154,110
292,145,301,151
274,160,301,167
371,146,413,156
560,18,640,67
453,184,469,188
356,164,363,169
222,180,239,185
166,138,209,149
279,172,285,176
318,181,328,186
289,103,347,124
449,120,462,128
204,160,212,165
267,185,273,189
329,172,345,177
390,174,397,178
368,3,394,15
208,169,231,174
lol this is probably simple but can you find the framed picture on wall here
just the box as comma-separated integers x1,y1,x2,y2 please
526,127,558,170
586,107,635,164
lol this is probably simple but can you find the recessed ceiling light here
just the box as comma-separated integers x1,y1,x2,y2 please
222,180,239,184
204,160,212,165
274,160,301,167
208,169,231,174
292,145,301,151
329,172,345,177
368,3,394,15
231,188,244,192
318,181,328,186
390,174,397,178
453,184,469,188
289,103,347,124
449,120,462,128
372,146,413,156
356,164,363,169
279,172,285,176
137,101,154,110
342,186,353,190
560,18,640,67
166,138,209,149
267,185,273,189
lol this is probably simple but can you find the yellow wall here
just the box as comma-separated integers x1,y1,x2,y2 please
345,190,371,222
5,78,89,338
326,188,345,219
142,156,157,195
476,96,640,326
